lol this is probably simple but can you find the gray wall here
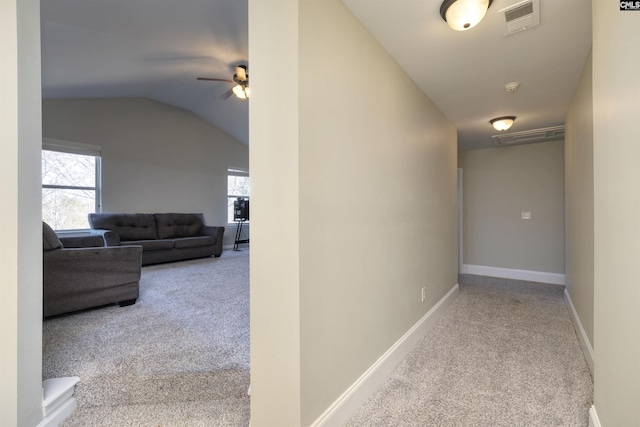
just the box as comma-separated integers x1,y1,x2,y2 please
249,0,457,424
564,49,594,352
459,140,565,275
592,3,640,425
42,98,249,247
0,0,43,425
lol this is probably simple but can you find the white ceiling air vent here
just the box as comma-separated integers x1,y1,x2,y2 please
492,125,565,146
500,0,540,36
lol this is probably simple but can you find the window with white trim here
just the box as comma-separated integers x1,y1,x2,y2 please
227,168,250,223
42,139,102,230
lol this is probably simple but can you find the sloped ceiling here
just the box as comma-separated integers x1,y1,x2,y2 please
41,0,592,150
41,0,249,144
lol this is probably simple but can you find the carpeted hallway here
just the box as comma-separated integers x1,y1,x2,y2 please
44,251,592,426
347,275,593,427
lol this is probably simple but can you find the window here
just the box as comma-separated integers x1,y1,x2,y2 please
42,139,102,230
228,168,250,223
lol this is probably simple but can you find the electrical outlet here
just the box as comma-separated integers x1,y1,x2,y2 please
421,287,426,303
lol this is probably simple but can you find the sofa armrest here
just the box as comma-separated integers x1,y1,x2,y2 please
59,234,106,248
59,228,121,248
202,225,224,237
201,226,225,256
101,230,121,246
43,245,143,317
88,228,121,246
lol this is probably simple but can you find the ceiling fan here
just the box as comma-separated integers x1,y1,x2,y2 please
197,65,250,101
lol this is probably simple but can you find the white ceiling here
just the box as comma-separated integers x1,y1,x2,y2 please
342,0,592,150
41,0,592,150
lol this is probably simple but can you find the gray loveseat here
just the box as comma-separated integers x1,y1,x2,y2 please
88,213,224,266
43,222,142,317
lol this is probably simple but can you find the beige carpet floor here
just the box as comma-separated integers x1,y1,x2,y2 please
347,274,594,427
44,255,593,426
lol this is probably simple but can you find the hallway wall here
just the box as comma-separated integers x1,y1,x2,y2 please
459,140,565,279
591,3,640,425
249,0,457,424
564,49,594,359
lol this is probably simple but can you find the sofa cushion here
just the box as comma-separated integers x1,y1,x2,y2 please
173,236,217,249
125,239,174,252
155,213,205,239
89,213,158,241
43,222,63,251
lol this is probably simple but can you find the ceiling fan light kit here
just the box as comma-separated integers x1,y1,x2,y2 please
440,0,493,31
490,116,516,131
232,84,250,100
197,64,249,101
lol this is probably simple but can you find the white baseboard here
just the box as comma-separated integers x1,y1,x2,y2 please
38,376,79,427
589,405,601,427
37,398,76,427
310,284,460,427
461,264,566,286
564,289,594,376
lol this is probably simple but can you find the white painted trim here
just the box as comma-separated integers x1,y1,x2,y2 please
43,137,101,155
564,289,594,376
589,405,601,427
461,264,566,285
37,398,76,427
38,376,79,427
310,284,460,427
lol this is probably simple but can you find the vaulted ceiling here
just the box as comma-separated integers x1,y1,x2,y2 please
40,0,592,150
41,0,249,144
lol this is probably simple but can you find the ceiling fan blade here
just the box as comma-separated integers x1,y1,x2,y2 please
235,66,247,82
197,77,234,83
220,88,234,100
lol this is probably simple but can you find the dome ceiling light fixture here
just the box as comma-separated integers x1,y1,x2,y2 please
504,82,521,92
440,0,493,31
490,116,516,131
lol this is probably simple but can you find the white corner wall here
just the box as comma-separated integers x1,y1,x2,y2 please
0,0,43,425
591,3,640,425
42,98,248,247
249,0,302,425
249,0,457,425
459,140,565,280
564,49,594,368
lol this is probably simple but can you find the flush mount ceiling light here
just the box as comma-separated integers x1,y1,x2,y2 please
490,116,516,131
440,0,493,31
504,82,520,92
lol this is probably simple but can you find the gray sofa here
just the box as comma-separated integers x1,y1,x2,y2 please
88,213,224,266
43,222,143,317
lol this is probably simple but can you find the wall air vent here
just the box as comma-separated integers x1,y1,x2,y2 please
500,0,540,36
492,125,565,147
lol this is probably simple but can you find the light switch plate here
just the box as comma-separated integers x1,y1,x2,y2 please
521,212,532,220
